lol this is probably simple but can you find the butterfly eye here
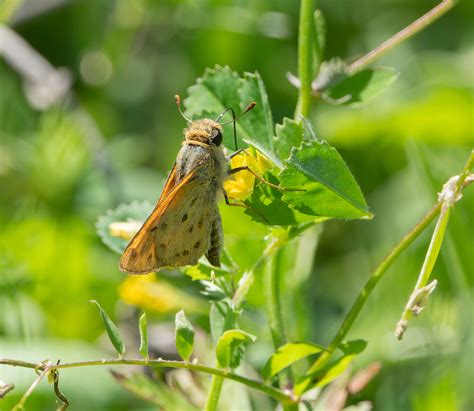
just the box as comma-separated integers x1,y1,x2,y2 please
211,128,223,146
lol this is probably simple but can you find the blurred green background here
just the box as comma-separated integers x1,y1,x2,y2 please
0,0,472,410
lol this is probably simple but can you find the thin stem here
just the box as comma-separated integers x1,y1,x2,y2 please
265,248,287,349
232,237,282,308
0,358,294,405
304,202,442,380
347,0,455,75
265,247,291,387
12,364,50,411
296,0,316,118
395,151,474,338
204,374,224,411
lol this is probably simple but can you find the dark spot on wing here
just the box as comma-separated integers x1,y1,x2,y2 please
183,250,190,256
175,252,180,258
188,225,194,233
130,249,137,257
181,213,188,222
147,253,153,261
190,197,197,206
150,226,157,232
198,218,204,229
160,222,168,230
194,241,200,249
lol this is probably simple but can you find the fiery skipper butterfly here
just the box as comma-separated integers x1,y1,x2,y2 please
119,96,256,274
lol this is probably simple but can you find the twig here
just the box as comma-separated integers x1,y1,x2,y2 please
347,0,455,74
12,361,51,411
0,358,295,405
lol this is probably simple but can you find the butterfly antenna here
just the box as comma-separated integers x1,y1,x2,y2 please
174,95,193,123
217,102,257,150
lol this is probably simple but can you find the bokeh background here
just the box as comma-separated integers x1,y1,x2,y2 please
0,0,473,410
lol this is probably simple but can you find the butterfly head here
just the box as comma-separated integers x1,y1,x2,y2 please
184,119,223,147
174,94,255,150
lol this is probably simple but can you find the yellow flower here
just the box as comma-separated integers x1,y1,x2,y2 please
109,220,142,240
224,149,273,201
119,275,207,314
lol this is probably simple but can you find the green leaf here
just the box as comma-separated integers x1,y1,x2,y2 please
138,312,149,361
339,339,367,355
238,72,279,166
209,302,237,343
216,329,257,369
280,124,372,220
96,201,153,254
273,118,304,162
244,170,322,226
90,300,126,358
184,65,280,166
262,341,325,380
322,67,399,106
294,339,368,395
175,310,195,361
315,354,356,388
183,260,233,281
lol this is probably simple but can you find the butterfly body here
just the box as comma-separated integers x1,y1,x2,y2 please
119,119,227,274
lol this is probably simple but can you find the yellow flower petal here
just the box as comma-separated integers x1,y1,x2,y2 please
224,150,273,201
119,275,206,314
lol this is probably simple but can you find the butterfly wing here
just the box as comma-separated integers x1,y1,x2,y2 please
119,164,216,274
158,162,177,202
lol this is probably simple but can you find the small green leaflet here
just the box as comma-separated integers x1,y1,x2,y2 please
216,329,257,369
183,260,233,281
262,341,325,380
294,339,368,395
175,310,195,361
90,300,126,358
209,302,237,344
322,67,399,106
273,118,304,162
138,312,149,361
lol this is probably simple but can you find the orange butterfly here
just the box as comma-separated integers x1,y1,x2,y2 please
120,96,256,274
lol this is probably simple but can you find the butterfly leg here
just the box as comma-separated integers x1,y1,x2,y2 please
228,166,284,191
222,189,269,224
229,166,305,192
226,148,246,161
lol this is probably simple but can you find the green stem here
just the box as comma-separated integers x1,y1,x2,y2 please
0,358,294,404
347,0,455,75
264,247,292,388
296,0,316,118
265,248,287,349
306,202,442,377
395,151,474,338
232,237,282,309
204,375,224,411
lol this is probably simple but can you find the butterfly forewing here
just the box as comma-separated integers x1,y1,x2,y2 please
119,164,214,274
